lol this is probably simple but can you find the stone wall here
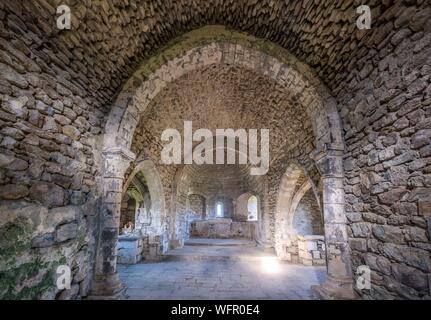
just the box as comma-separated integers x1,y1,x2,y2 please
1,0,430,299
335,3,431,299
187,194,206,219
297,235,326,266
0,199,98,299
292,189,323,236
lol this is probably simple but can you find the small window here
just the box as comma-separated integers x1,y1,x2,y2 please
216,202,224,217
247,196,258,221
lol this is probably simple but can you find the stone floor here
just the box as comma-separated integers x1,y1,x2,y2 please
164,239,275,262
118,238,326,299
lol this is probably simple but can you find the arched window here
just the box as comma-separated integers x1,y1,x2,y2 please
216,202,224,217
247,195,258,221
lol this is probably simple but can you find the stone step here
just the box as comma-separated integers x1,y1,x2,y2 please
163,254,278,262
163,244,277,262
184,238,257,247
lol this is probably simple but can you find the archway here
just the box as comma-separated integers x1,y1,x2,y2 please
116,159,167,265
94,26,351,299
292,188,323,236
170,138,260,244
123,159,166,236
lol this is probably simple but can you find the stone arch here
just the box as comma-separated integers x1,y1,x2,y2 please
287,180,323,234
169,137,253,243
95,26,352,299
123,159,166,235
275,163,310,239
103,26,343,154
235,192,261,222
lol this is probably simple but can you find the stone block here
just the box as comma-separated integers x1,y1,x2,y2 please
0,184,29,199
55,222,78,243
391,264,428,292
377,188,408,205
31,233,54,248
418,200,431,217
349,238,367,252
29,181,65,208
312,250,321,259
372,225,405,244
45,206,79,230
117,235,144,264
382,243,431,272
57,284,80,300
350,222,372,238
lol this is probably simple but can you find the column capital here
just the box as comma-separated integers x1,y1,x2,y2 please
102,146,136,179
311,143,344,178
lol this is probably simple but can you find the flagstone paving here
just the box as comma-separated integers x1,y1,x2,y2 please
118,259,326,300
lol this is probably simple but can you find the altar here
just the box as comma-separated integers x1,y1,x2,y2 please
190,218,256,239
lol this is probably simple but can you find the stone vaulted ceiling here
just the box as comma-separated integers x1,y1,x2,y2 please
131,63,314,167
4,0,430,120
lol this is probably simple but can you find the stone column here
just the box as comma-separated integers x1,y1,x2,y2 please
311,144,357,299
89,147,135,299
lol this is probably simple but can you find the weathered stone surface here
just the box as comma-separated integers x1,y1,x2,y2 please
349,238,367,252
44,206,79,230
55,222,78,243
62,125,80,140
378,188,408,205
391,264,429,292
0,0,430,300
56,284,80,300
382,243,431,272
372,225,405,245
0,62,28,88
419,200,431,217
31,233,54,248
350,222,372,238
411,129,431,149
364,253,392,276
29,182,65,208
0,184,29,199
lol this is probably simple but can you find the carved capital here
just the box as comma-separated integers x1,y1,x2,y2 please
102,147,136,179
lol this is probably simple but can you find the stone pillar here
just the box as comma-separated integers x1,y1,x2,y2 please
311,144,357,299
89,147,135,299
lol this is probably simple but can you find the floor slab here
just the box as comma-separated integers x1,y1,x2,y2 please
118,260,326,300
163,244,277,261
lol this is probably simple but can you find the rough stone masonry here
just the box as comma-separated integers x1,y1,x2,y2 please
0,0,430,300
